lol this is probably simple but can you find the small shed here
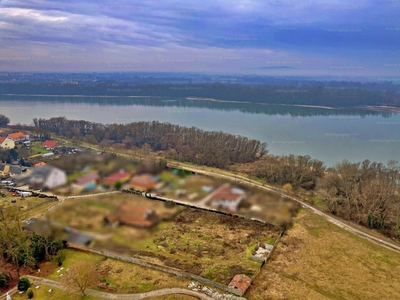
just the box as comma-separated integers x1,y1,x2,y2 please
228,274,251,296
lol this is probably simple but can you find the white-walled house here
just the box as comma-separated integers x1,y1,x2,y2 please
209,185,245,212
0,136,15,149
26,165,67,189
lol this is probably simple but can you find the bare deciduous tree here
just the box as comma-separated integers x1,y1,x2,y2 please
60,260,99,298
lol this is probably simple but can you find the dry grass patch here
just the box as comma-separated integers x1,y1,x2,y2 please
10,284,102,300
246,209,400,300
42,248,189,295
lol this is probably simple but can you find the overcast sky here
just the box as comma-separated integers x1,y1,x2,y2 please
0,0,399,77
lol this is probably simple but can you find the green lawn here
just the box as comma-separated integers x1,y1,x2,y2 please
11,285,101,300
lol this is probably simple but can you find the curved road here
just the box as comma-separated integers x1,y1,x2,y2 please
53,139,400,252
166,163,400,253
9,275,215,300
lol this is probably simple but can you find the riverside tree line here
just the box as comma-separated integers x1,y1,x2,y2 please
32,117,267,168
20,117,400,239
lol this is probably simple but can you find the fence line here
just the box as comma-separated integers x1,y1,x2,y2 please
69,244,244,296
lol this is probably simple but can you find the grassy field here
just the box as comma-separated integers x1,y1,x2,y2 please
11,285,102,300
246,209,400,300
0,190,56,219
95,208,280,285
40,249,190,295
45,192,281,285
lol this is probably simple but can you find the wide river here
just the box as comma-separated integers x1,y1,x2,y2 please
1,95,399,167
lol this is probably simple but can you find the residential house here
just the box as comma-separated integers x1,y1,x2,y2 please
209,185,245,212
8,132,27,143
0,163,28,176
130,173,159,191
73,171,99,190
43,140,58,150
104,204,160,228
228,274,251,296
104,169,131,187
20,165,66,189
0,136,15,149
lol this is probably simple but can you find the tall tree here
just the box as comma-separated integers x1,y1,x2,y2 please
0,114,10,127
0,208,35,278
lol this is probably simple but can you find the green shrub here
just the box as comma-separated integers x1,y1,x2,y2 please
0,273,11,288
17,277,31,291
55,251,66,266
27,288,34,298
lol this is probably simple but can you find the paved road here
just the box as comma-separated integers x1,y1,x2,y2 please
17,275,214,300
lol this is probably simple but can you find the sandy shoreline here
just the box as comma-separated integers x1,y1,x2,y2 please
186,97,252,104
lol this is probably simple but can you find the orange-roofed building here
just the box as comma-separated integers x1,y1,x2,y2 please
228,274,251,296
130,174,159,191
8,132,26,142
34,162,46,167
104,204,160,228
104,170,131,186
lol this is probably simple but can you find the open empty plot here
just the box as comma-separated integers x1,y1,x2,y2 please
246,209,400,300
40,248,190,295
97,208,281,285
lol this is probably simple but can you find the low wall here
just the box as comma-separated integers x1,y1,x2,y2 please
69,244,245,296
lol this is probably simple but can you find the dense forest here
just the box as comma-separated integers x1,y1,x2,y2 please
32,117,267,168
1,82,400,107
240,155,400,238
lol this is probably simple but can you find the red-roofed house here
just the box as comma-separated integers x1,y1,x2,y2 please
104,204,160,228
209,185,245,212
0,136,15,149
43,140,58,150
228,274,251,296
8,132,26,143
104,170,131,186
130,174,159,191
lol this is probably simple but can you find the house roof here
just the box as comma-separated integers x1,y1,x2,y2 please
43,140,58,148
106,204,159,228
105,170,131,183
228,274,251,293
34,162,46,167
66,232,92,246
210,185,244,203
0,163,25,175
130,174,158,190
74,171,99,186
8,132,25,139
30,165,53,179
0,136,6,144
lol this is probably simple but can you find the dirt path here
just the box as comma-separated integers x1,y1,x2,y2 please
2,275,214,300
165,163,400,253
